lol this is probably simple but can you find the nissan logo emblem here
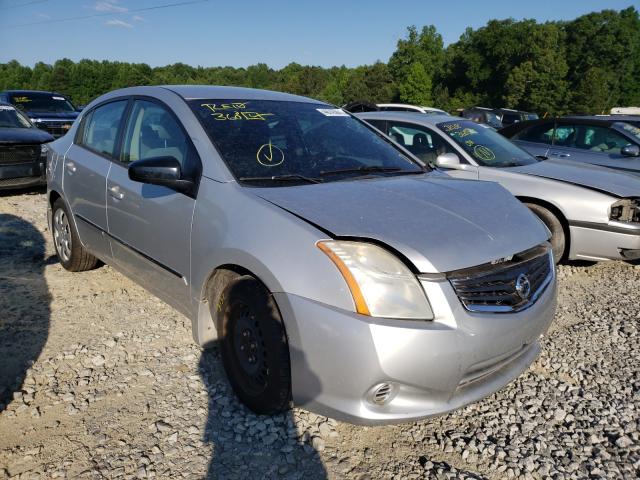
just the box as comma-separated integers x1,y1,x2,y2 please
515,273,531,300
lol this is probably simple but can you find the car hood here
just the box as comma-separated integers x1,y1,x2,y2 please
510,159,640,198
25,111,79,120
0,127,53,144
254,175,549,273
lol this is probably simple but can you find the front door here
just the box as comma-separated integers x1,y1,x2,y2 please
63,100,128,260
106,99,201,315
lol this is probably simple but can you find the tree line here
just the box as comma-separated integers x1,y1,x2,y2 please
1,6,638,115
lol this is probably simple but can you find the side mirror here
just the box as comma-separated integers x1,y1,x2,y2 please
621,144,640,157
128,156,194,194
435,152,461,169
76,105,85,112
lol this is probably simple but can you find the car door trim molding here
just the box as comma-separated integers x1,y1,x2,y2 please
569,220,640,236
74,213,184,278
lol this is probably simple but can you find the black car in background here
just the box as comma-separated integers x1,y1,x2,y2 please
0,102,54,190
495,108,539,126
0,90,80,138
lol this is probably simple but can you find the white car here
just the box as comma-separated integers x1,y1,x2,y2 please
376,103,449,115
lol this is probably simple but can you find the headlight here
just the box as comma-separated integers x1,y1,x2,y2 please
317,240,433,320
610,199,640,223
40,143,50,158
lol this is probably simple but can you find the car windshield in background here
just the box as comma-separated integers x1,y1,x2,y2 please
438,120,538,167
614,122,640,142
9,93,76,113
189,100,423,185
0,105,33,128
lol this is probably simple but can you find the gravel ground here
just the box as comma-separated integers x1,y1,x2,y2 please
0,189,638,480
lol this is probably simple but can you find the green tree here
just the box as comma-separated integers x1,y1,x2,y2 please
398,62,432,105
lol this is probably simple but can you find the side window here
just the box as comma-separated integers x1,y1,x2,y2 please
366,119,386,131
552,125,577,147
80,101,127,157
513,123,555,144
121,100,191,167
578,125,630,153
386,121,455,165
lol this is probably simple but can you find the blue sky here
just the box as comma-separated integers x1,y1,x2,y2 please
0,0,635,68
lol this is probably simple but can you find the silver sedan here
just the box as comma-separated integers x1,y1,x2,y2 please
357,112,640,263
46,86,556,424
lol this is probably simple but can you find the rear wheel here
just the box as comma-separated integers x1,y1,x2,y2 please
525,203,566,264
52,198,99,272
217,275,291,414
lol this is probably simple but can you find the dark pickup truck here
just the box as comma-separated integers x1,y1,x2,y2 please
0,102,54,190
0,90,80,138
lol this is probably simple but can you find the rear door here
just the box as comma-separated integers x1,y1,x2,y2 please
105,98,201,315
62,99,128,260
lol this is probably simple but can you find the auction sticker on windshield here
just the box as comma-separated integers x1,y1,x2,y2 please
317,108,349,117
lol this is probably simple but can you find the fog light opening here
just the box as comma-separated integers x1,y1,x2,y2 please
368,382,397,406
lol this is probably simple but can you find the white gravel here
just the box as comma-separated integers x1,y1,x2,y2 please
0,190,638,479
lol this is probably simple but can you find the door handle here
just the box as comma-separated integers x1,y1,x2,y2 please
109,186,124,200
65,161,77,173
550,151,570,158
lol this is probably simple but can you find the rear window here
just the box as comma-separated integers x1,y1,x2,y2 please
188,99,422,185
9,92,76,113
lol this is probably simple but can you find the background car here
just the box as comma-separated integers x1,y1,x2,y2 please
46,85,556,424
0,90,81,138
0,102,53,191
357,111,640,263
500,117,640,174
376,104,449,115
460,106,503,129
494,108,539,126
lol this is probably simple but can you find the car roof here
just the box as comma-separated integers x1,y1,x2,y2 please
564,114,640,123
1,89,67,96
162,85,322,103
355,111,461,125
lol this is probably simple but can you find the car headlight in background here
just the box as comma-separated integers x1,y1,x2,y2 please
317,240,433,320
40,143,50,159
610,199,640,224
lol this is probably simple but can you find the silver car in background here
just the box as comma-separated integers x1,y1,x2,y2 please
47,86,556,424
357,112,640,263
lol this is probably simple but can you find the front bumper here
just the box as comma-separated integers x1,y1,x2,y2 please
275,273,557,425
0,161,46,190
569,221,640,261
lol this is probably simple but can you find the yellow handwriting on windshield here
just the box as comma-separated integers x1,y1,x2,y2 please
13,96,31,103
256,140,285,167
201,102,248,112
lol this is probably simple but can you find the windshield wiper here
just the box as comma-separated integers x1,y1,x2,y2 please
238,174,322,184
319,166,422,177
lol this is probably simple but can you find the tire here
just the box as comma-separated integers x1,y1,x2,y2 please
525,203,566,264
217,275,291,414
51,198,99,272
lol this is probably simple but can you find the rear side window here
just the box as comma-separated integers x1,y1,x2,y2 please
512,123,555,144
80,101,127,157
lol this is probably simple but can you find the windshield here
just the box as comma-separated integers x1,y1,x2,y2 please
189,99,424,185
437,120,538,167
615,122,640,141
9,93,76,113
0,105,33,128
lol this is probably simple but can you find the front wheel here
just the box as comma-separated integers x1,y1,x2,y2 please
525,203,566,264
51,198,99,272
217,275,291,414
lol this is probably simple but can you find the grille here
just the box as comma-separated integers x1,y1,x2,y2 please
0,144,40,165
37,121,73,137
448,245,553,313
